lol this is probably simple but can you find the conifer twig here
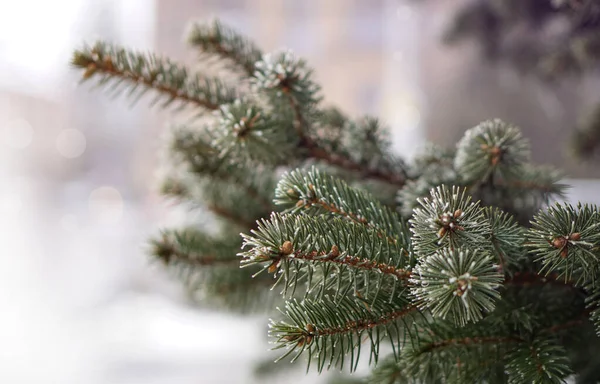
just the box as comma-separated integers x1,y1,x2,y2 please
300,191,402,246
151,229,242,267
305,142,407,187
187,19,263,76
288,96,407,187
275,168,409,248
72,42,237,110
240,213,410,298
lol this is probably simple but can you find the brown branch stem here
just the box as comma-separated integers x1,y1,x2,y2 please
290,249,412,280
312,305,418,337
303,196,402,247
178,252,240,267
207,37,255,76
84,57,220,110
156,240,240,267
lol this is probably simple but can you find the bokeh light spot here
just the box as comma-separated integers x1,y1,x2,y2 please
56,129,86,158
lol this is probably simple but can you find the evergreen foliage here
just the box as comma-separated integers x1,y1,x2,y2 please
73,18,600,384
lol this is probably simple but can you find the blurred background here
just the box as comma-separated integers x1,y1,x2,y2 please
1,0,599,383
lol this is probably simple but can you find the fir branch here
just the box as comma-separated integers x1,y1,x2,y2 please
187,262,279,313
484,207,526,275
275,167,410,247
410,247,504,326
306,119,407,189
469,164,565,226
212,100,298,165
199,176,274,228
314,106,348,131
161,170,273,216
310,305,418,337
284,84,398,184
239,213,411,299
150,228,279,312
397,177,459,219
585,283,600,335
289,92,310,139
303,107,348,166
307,142,407,187
455,119,530,184
72,22,600,382
269,296,417,372
204,171,273,213
169,127,274,211
366,356,412,384
254,50,321,108
401,320,516,383
341,117,406,178
409,185,492,257
161,158,271,230
409,144,457,179
525,202,600,285
254,51,408,187
288,249,412,281
151,228,240,267
187,19,263,76
505,338,572,384
72,41,237,110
